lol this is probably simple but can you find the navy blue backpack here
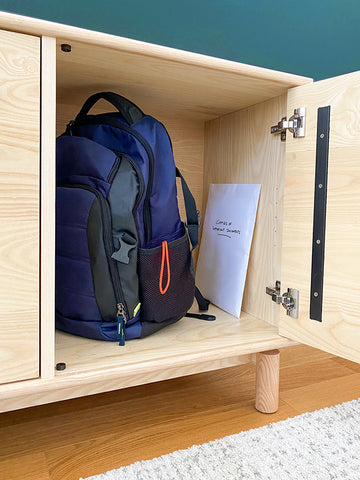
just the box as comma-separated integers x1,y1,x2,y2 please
56,92,211,345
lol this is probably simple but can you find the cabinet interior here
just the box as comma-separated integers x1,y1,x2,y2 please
53,36,302,376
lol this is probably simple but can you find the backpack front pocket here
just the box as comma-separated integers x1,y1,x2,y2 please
56,185,120,323
138,225,195,323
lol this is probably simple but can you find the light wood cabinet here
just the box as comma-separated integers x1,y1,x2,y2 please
0,11,359,413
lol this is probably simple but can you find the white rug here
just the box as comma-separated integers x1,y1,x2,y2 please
81,398,360,480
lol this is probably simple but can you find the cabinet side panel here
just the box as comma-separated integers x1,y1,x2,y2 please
204,95,286,325
0,30,40,383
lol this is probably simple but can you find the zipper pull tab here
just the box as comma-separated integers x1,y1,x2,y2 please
116,303,127,346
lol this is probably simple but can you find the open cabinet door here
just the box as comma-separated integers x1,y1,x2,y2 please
279,71,360,363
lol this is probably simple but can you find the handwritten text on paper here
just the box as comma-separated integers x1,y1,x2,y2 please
212,219,241,238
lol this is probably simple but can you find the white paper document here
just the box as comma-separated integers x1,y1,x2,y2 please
196,184,261,318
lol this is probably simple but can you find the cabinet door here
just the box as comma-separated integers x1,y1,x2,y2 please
0,30,40,383
279,71,360,363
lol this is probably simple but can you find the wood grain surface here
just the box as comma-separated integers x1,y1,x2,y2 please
204,95,287,326
280,71,360,363
0,453,49,480
0,306,296,412
255,350,280,413
0,29,40,385
54,307,292,376
0,344,359,480
55,39,305,121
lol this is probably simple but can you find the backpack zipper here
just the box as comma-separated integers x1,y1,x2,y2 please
108,153,144,346
67,116,154,245
59,183,129,337
117,302,127,346
107,156,121,184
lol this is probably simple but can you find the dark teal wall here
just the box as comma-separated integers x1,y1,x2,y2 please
0,0,359,80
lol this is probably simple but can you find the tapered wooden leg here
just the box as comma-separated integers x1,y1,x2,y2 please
255,349,280,414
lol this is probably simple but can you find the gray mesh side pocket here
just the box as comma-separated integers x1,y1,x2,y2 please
138,227,195,323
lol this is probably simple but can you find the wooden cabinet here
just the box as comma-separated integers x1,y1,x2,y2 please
0,11,359,413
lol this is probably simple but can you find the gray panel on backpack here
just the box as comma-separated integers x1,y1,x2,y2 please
108,157,140,318
87,199,117,321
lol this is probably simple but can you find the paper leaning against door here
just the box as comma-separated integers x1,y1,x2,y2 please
196,184,261,318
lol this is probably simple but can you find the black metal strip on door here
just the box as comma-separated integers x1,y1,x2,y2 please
310,106,331,322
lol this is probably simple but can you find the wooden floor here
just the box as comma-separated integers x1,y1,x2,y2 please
1,344,360,480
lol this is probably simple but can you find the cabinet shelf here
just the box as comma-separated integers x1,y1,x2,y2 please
0,306,295,414
55,305,296,378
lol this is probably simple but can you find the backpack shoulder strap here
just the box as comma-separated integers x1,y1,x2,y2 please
176,168,200,250
195,286,210,311
176,168,212,315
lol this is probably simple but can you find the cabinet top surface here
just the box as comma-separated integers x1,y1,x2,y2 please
0,11,312,119
0,10,311,84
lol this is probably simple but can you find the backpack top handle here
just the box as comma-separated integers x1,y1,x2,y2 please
76,91,145,126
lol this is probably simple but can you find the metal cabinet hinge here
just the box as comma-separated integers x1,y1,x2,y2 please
266,281,299,318
271,107,306,141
